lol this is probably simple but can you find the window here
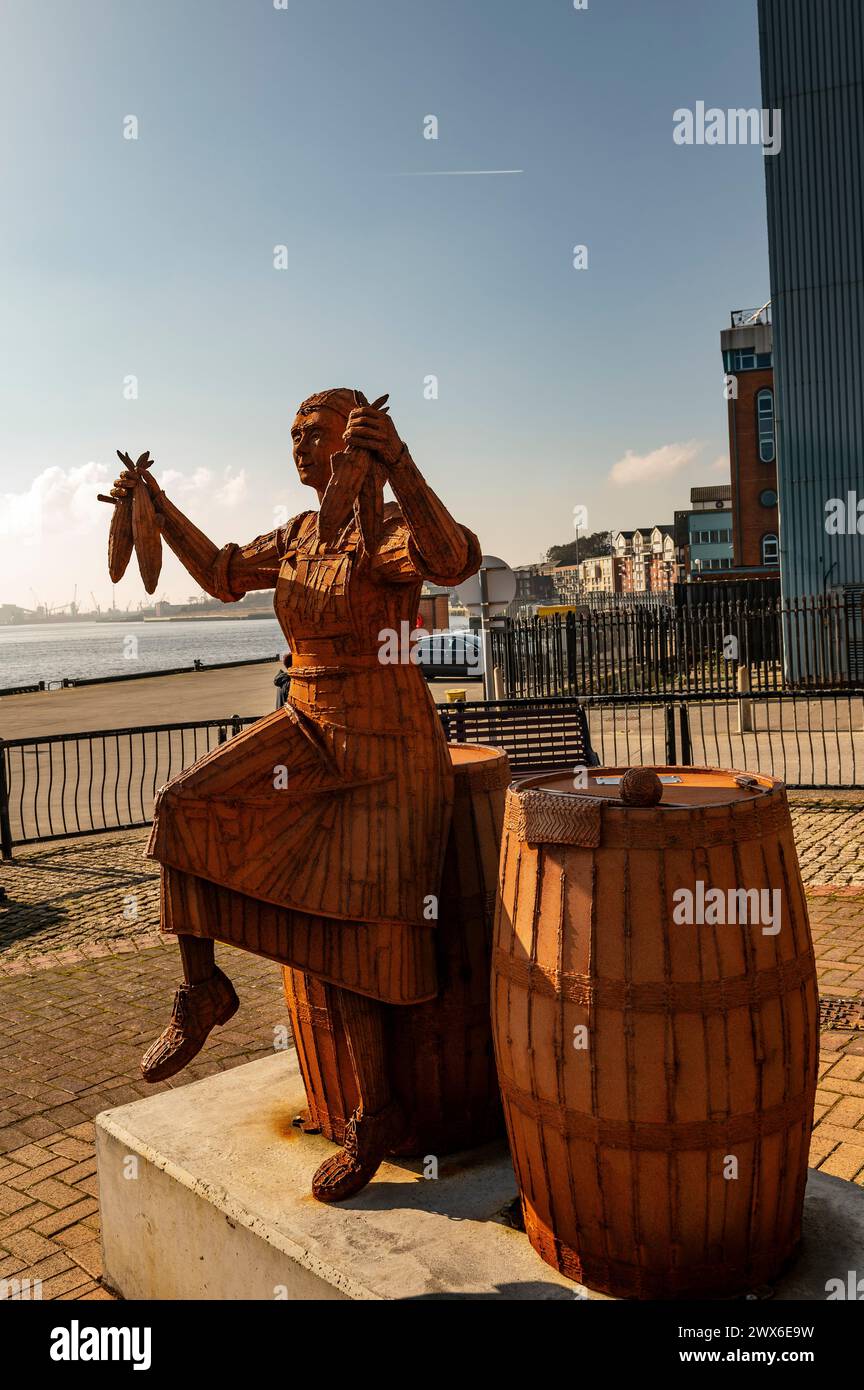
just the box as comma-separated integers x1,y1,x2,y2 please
723,349,773,372
760,488,778,508
762,533,779,565
757,389,775,462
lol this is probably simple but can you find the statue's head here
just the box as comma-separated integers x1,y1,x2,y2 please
291,388,354,493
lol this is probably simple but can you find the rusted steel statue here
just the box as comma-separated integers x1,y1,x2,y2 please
106,389,482,1201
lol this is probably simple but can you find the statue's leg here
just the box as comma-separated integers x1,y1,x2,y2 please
311,988,405,1203
140,934,239,1083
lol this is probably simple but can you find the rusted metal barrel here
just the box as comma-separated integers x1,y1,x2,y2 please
284,742,509,1155
492,765,818,1299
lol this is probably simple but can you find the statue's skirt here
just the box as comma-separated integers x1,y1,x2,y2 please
148,693,459,1003
159,866,438,1004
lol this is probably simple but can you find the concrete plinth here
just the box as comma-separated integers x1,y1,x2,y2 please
95,1052,864,1301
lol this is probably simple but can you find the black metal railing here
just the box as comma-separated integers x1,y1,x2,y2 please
2,692,862,857
494,592,864,698
0,716,257,855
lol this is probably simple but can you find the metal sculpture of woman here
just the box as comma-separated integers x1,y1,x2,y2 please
110,390,481,1201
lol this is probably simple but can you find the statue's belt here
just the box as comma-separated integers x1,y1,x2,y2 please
289,652,408,676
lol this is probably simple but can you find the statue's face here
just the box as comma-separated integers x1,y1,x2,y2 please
291,408,346,493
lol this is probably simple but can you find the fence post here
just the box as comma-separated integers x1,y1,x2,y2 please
664,705,677,765
454,700,467,744
678,703,692,765
0,741,13,860
737,666,753,733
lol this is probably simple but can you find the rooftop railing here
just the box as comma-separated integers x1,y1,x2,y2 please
730,302,772,327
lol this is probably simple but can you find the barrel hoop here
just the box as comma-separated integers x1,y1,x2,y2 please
499,1072,811,1150
600,795,791,849
505,788,603,847
504,784,790,849
455,756,511,795
493,947,816,1013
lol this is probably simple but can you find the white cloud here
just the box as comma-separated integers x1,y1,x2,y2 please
215,468,247,506
0,462,109,543
156,466,213,495
0,460,256,609
710,454,730,474
609,440,702,487
153,465,246,507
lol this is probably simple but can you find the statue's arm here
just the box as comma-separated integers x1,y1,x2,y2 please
341,402,479,584
110,465,289,601
385,448,480,584
152,490,239,599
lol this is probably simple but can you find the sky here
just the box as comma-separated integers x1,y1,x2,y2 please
0,0,772,612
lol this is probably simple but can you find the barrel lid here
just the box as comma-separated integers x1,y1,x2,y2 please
448,743,505,768
515,766,778,809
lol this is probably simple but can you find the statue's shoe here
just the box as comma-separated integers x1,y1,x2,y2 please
140,968,239,1082
311,1102,405,1203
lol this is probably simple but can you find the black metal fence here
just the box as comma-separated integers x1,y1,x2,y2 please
0,717,256,856
494,592,864,697
2,693,862,856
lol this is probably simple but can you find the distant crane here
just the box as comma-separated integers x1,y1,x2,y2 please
53,587,79,616
90,591,100,614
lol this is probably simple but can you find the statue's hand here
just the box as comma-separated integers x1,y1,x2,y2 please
343,404,403,467
110,450,161,502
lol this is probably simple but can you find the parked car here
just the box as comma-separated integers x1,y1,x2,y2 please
415,630,484,680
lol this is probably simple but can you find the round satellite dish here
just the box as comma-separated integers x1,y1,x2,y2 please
456,556,516,613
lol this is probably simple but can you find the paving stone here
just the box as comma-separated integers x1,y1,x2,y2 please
38,1267,94,1299
25,1249,76,1281
31,1198,98,1236
55,1221,100,1250
0,1203,53,1239
3,1229,62,1264
68,1240,102,1280
7,1157,75,1190
818,1145,864,1182
5,1144,53,1169
26,1178,86,1210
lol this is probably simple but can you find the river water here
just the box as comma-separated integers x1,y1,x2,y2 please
0,618,285,689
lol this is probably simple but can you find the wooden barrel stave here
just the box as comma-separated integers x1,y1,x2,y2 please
282,970,357,1136
284,743,509,1155
493,765,819,1299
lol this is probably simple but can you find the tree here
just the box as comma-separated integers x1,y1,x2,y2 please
546,531,611,567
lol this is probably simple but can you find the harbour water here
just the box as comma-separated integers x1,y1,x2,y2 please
0,619,285,690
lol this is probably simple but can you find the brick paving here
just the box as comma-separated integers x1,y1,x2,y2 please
789,794,864,886
1,800,864,1300
0,839,288,1299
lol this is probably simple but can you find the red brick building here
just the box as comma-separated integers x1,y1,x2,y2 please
721,305,780,573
